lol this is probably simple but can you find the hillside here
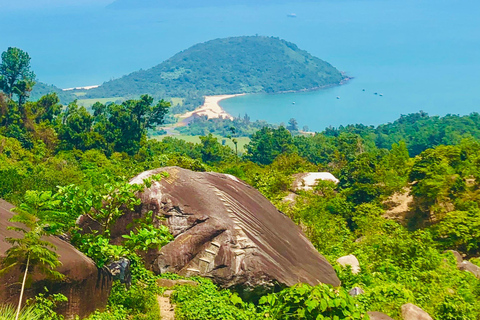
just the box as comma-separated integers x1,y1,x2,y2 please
86,36,346,111
30,82,77,105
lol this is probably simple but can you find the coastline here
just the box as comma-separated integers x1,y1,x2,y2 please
179,94,245,120
176,77,352,122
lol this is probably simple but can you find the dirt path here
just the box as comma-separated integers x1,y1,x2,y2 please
158,290,175,320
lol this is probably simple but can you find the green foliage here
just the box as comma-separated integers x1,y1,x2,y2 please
27,288,67,320
30,82,77,105
259,283,367,320
0,304,41,320
433,209,480,255
177,115,270,137
0,210,64,280
245,126,296,165
122,222,173,252
324,111,480,156
58,95,169,155
172,278,260,320
198,133,234,163
0,47,36,102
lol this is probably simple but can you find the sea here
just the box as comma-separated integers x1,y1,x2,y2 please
1,0,479,131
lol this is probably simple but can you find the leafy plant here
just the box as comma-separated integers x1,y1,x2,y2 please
0,211,63,320
258,283,367,320
27,288,67,320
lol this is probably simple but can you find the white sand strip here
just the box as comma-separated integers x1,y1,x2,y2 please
180,94,245,120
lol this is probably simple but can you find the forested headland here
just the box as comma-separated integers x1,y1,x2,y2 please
83,36,346,113
1,47,480,320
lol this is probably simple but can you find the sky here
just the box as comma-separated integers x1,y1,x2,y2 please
0,0,113,10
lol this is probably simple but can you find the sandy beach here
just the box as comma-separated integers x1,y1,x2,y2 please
180,94,244,120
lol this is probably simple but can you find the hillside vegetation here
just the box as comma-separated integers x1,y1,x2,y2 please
86,36,346,112
30,82,77,105
3,48,480,320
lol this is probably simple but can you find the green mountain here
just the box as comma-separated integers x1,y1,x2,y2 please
86,36,347,111
30,82,77,105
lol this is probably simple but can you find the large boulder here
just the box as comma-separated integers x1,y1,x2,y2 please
0,199,112,319
106,167,340,291
401,303,433,320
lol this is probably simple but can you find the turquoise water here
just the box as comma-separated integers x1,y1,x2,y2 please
1,0,479,131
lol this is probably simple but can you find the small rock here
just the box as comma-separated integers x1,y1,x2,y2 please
156,279,199,288
348,287,364,296
401,303,433,320
459,261,480,279
445,250,463,266
367,311,395,320
106,258,131,286
291,172,339,192
337,254,361,274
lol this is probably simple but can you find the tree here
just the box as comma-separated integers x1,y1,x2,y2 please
92,95,170,155
0,210,63,320
0,47,36,104
286,118,298,132
199,133,233,164
245,126,296,165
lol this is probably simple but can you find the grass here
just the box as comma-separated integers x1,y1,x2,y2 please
77,97,125,108
170,97,184,106
0,304,41,320
152,134,250,153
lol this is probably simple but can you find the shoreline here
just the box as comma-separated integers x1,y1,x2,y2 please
176,77,352,123
179,94,245,120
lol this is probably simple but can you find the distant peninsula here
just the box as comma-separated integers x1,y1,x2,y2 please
30,82,77,105
85,36,348,112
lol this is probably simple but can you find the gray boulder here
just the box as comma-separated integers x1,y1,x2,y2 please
348,287,364,296
401,303,433,320
101,167,340,291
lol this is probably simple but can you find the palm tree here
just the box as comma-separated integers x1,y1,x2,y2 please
0,210,63,320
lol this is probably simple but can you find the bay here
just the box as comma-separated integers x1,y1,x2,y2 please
0,0,479,131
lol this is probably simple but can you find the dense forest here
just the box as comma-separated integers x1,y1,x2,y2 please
1,48,480,320
85,36,346,113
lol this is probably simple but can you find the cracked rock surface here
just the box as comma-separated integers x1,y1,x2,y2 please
113,167,340,290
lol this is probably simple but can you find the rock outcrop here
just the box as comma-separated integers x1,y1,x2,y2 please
104,167,340,292
0,199,112,319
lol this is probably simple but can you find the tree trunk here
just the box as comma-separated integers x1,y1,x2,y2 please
15,255,30,320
